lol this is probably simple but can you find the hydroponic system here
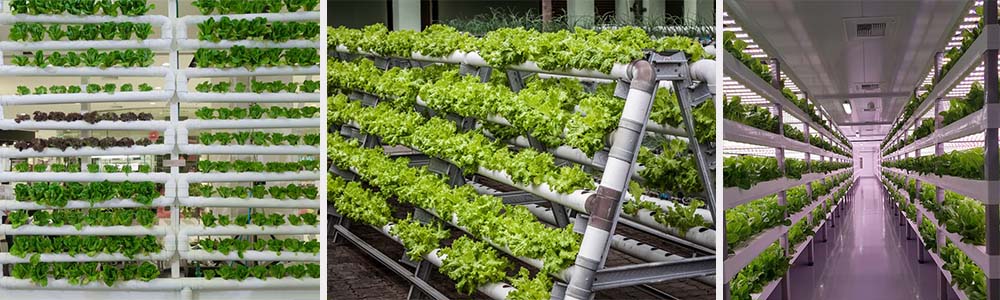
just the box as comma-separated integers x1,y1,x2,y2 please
328,23,717,299
0,0,320,299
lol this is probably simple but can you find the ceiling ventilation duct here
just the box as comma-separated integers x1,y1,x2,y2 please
845,17,895,40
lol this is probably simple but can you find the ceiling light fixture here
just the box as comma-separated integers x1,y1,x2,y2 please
842,101,853,114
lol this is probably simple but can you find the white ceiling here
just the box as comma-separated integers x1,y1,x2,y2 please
725,0,972,140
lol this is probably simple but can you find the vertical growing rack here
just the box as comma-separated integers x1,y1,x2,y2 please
0,1,321,299
721,13,856,299
877,0,1000,299
329,27,717,299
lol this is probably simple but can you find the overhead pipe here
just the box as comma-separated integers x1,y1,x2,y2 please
565,60,657,300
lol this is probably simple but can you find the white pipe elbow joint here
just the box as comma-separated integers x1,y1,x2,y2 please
689,59,717,94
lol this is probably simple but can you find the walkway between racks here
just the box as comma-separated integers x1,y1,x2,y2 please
786,177,945,300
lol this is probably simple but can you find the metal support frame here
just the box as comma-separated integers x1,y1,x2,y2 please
590,257,715,291
655,51,716,222
769,58,793,300
986,2,1000,299
333,225,449,300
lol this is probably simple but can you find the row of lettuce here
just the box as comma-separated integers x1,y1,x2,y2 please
722,32,852,149
881,171,985,299
728,172,854,299
880,4,992,155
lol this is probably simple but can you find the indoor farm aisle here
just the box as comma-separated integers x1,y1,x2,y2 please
0,1,320,299
723,0,995,299
328,23,717,299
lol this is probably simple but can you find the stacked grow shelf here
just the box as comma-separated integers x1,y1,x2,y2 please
0,0,321,299
877,1,999,299
329,24,716,299
721,14,856,300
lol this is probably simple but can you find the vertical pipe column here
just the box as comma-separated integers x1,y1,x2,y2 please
168,0,181,280
985,1,1000,299
564,61,655,300
933,51,946,252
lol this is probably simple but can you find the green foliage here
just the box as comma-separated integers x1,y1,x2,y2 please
193,104,318,120
636,139,704,197
883,147,986,180
197,237,319,257
7,208,158,229
194,80,321,94
329,95,595,194
193,46,318,70
12,48,154,68
9,0,154,16
12,261,160,287
941,240,987,300
334,23,708,73
10,22,153,41
13,181,160,206
192,0,318,14
197,17,318,42
328,177,392,227
438,236,511,295
730,243,790,300
197,159,318,173
199,211,317,227
11,235,160,258
390,218,449,262
329,134,582,275
197,131,320,146
205,263,320,281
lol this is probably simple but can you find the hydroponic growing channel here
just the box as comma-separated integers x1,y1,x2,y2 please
0,1,320,299
328,23,717,299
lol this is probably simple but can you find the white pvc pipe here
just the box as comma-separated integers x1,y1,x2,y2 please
181,171,319,183
178,225,319,239
0,172,171,183
178,197,319,209
0,90,173,105
0,143,173,158
0,119,171,131
176,92,320,103
0,39,172,51
0,197,174,210
0,14,170,25
0,277,319,290
176,39,319,50
0,225,169,236
0,251,173,263
181,118,320,129
175,144,319,155
0,66,171,77
179,66,319,78
689,59,716,94
181,250,319,262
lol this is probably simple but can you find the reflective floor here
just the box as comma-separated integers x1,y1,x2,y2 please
778,176,950,300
